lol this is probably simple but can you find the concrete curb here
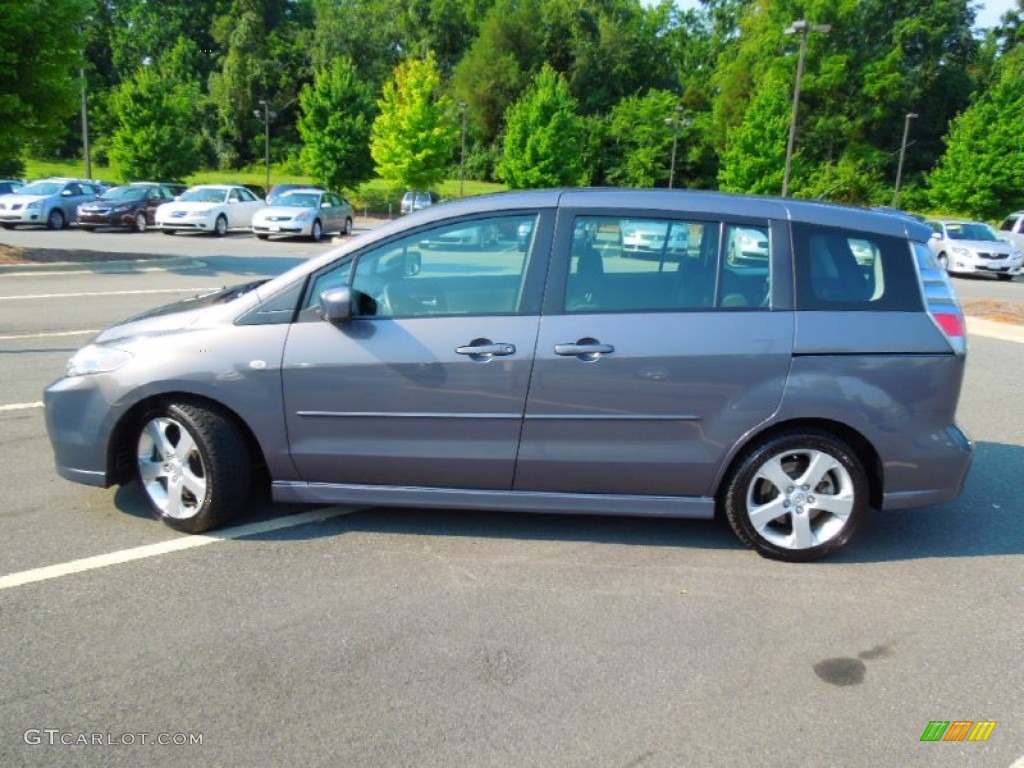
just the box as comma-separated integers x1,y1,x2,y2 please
0,255,199,275
966,316,1024,344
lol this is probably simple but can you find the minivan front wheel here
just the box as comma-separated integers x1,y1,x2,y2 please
723,432,867,562
135,402,250,533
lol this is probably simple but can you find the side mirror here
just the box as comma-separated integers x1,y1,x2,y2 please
319,287,353,323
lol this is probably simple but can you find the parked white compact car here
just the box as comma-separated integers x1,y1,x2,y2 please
155,184,264,236
925,219,1022,281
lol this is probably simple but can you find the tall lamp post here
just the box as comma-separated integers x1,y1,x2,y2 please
458,101,468,198
782,19,830,197
665,105,686,189
253,100,275,192
892,112,918,208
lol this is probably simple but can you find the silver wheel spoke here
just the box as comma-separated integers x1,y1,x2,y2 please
748,496,789,530
755,456,795,495
173,430,198,463
138,459,164,486
790,511,815,549
813,492,855,521
181,467,207,502
800,451,838,490
145,419,175,459
165,474,188,517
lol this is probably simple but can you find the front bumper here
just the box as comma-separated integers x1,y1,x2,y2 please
43,374,125,489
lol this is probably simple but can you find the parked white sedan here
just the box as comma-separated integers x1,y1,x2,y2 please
252,188,354,242
155,184,264,236
926,219,1022,281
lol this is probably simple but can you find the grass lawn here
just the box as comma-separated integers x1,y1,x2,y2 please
23,158,505,215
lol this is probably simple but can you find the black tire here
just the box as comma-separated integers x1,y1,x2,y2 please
937,252,949,271
213,214,228,237
722,431,868,562
310,219,323,242
256,233,269,240
46,208,65,230
343,217,353,236
134,211,148,232
80,226,96,232
134,402,251,533
996,273,1014,282
1,223,14,230
162,229,176,236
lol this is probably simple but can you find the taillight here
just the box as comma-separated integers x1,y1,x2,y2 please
933,310,965,340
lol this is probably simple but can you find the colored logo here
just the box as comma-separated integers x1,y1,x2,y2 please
920,720,997,742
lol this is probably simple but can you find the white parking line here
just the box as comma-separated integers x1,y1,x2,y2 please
0,287,208,301
0,329,99,341
0,401,44,412
0,507,356,591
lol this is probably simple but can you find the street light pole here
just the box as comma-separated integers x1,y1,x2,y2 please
892,112,918,208
782,19,830,197
458,101,468,198
80,65,91,180
665,105,685,189
257,100,272,192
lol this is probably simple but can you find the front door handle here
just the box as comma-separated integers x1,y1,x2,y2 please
554,338,614,362
456,339,516,361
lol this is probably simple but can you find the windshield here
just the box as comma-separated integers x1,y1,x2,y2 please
19,182,61,196
945,222,999,242
102,186,148,201
277,192,320,208
179,187,228,204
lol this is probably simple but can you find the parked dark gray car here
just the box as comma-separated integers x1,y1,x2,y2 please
44,189,972,561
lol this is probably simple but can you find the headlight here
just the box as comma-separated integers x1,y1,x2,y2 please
950,246,969,255
110,204,131,213
65,345,133,377
295,211,311,221
27,201,42,210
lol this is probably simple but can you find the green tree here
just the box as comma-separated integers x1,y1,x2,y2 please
371,53,458,192
605,90,683,188
717,70,790,195
0,0,90,175
498,64,589,189
108,53,203,181
298,58,376,192
928,47,1024,218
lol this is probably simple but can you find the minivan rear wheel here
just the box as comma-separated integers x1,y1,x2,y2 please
723,431,867,562
135,402,251,533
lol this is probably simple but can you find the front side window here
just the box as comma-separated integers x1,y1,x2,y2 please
793,222,922,311
563,215,770,313
306,214,539,318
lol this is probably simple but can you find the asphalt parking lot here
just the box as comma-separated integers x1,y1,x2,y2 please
0,229,1021,767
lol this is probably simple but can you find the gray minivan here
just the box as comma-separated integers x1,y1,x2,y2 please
44,189,972,561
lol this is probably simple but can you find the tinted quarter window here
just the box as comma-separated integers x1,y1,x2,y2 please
792,222,923,311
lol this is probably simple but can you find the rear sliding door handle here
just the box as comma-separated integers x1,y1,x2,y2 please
554,339,614,362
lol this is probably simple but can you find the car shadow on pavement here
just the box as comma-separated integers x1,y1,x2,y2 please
836,440,1023,563
112,440,1021,563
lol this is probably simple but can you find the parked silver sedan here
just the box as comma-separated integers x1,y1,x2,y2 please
0,177,102,230
252,188,354,242
925,218,1022,281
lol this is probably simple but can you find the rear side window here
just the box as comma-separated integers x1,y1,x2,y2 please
792,222,922,312
563,215,770,313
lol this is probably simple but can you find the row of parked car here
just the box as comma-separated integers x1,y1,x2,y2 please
0,177,356,243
